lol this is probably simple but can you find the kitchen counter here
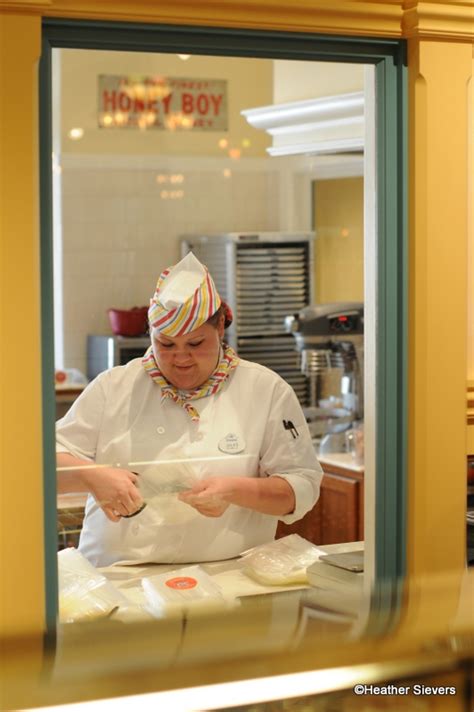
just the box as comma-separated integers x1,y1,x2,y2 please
318,452,364,473
58,540,365,626
97,557,307,623
102,540,363,599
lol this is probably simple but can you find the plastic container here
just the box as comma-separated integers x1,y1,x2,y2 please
107,306,148,337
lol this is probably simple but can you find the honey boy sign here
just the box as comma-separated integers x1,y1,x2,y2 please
98,75,228,131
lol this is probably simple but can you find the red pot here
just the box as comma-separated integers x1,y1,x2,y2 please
107,307,148,337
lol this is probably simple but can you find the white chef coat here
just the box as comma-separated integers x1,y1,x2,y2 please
56,358,322,567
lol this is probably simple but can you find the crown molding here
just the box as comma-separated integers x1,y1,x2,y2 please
242,92,364,130
242,92,365,157
402,1,474,41
0,0,49,7
0,1,471,41
0,0,403,37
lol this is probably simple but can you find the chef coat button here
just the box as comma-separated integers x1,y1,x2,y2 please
195,433,203,441
157,426,165,435
132,523,139,535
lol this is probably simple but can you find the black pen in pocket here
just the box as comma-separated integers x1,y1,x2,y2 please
282,419,299,439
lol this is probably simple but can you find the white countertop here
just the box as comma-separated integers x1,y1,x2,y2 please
318,452,364,472
99,557,307,620
109,542,362,616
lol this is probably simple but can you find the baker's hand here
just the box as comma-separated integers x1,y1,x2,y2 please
178,477,234,517
82,467,143,522
178,475,296,518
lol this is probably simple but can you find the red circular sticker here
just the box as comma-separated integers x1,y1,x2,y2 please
165,576,198,590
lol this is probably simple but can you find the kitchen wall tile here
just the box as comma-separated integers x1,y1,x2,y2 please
59,160,283,373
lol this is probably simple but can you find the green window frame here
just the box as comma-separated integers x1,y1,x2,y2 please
40,19,407,634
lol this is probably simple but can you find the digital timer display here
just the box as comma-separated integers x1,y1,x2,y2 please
329,314,358,333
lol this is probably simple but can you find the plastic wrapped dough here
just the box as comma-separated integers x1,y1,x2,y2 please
58,547,127,623
240,534,325,586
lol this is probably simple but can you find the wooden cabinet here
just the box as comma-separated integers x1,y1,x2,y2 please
319,472,359,543
276,458,364,546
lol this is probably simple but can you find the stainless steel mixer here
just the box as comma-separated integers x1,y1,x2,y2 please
285,302,364,452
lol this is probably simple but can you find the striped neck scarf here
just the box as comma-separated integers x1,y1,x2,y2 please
142,343,240,422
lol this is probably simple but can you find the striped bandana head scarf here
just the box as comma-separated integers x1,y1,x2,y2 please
148,252,221,337
142,343,239,421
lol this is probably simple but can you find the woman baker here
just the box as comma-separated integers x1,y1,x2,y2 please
56,252,323,566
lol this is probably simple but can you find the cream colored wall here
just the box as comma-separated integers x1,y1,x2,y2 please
273,60,364,103
313,177,364,303
60,50,272,157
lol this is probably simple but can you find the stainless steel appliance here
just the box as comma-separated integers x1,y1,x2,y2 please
181,232,315,405
285,302,364,450
87,334,150,381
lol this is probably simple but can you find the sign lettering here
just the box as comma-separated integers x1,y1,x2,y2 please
98,75,228,131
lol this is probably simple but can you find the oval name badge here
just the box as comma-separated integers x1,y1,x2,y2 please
218,432,245,454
